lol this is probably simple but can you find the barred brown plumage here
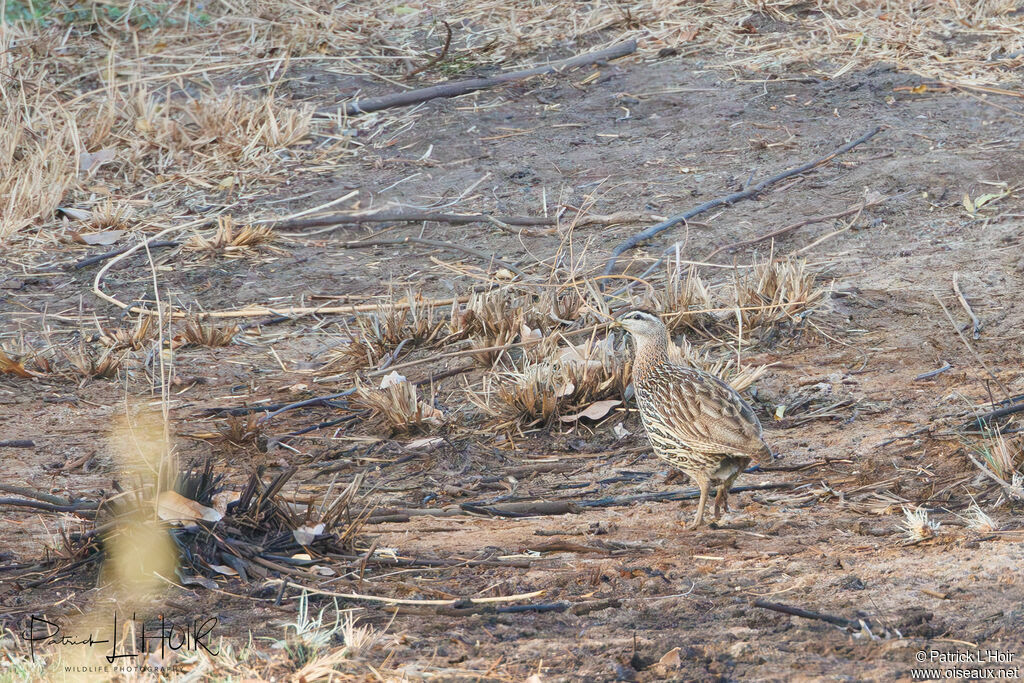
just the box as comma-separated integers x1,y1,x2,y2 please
617,308,773,528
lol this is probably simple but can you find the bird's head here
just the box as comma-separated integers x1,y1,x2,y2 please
614,308,666,340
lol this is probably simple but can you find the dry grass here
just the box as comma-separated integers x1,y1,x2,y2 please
449,288,538,366
85,199,135,231
470,335,629,428
648,264,716,337
0,103,77,239
328,291,447,371
98,314,156,351
215,413,264,451
352,372,444,435
178,317,239,347
734,258,829,336
65,345,124,380
975,431,1023,484
183,216,278,258
0,0,1019,249
900,506,941,542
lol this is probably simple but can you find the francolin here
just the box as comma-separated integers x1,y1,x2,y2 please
617,309,773,528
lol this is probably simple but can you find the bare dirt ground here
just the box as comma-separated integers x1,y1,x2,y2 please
2,2,1024,681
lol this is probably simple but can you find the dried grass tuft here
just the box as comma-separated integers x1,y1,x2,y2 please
99,315,155,351
183,216,277,257
975,431,1023,484
86,200,134,231
900,506,940,542
734,258,828,334
328,290,446,371
352,372,443,435
469,335,630,428
449,288,536,366
216,414,264,451
0,105,77,239
179,317,238,347
66,346,123,380
960,500,996,533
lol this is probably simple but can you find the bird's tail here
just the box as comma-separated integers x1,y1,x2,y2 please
752,442,774,466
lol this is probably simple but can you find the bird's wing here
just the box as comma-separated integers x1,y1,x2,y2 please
642,365,770,462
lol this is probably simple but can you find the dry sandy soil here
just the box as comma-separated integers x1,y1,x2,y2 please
2,5,1024,681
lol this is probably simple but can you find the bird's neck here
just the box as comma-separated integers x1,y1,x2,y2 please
631,333,669,375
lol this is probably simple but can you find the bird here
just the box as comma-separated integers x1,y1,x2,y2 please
615,308,773,528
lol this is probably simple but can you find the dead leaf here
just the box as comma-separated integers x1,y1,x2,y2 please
179,574,218,589
962,193,976,214
657,647,682,669
379,370,407,389
71,230,126,246
405,436,445,450
209,564,239,576
211,490,241,516
156,490,223,523
560,399,621,422
520,323,543,341
78,148,116,173
293,523,325,546
58,207,92,221
555,382,575,398
0,350,33,378
973,191,1007,209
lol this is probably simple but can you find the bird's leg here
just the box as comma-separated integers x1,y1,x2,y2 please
714,471,741,520
689,475,710,529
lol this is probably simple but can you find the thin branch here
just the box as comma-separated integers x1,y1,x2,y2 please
602,126,884,280
406,20,453,79
952,272,981,339
932,291,1009,398
327,40,637,116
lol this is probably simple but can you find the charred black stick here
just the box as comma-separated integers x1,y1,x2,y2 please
752,599,858,629
69,240,181,270
327,40,636,116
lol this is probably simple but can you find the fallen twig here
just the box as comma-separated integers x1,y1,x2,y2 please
952,272,981,339
960,396,1024,431
70,240,180,270
0,498,99,514
0,440,35,448
914,363,953,381
703,194,894,261
933,291,1010,398
752,599,859,629
256,389,357,424
0,485,71,505
460,500,579,518
269,580,545,606
327,40,636,116
965,452,1024,501
406,20,452,79
266,209,644,233
575,482,792,508
602,126,884,280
